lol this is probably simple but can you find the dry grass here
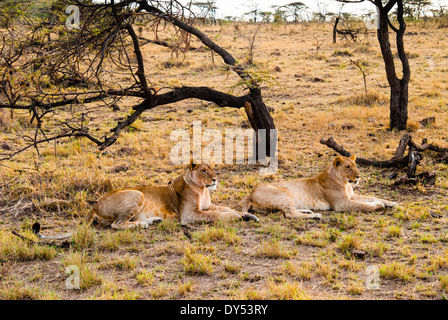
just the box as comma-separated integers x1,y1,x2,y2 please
1,21,448,300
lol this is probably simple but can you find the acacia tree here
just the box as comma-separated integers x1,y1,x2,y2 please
403,0,431,20
338,0,410,131
285,2,307,23
0,0,275,160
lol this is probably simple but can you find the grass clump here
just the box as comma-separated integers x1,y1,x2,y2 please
135,270,155,286
295,230,328,247
0,231,57,262
0,281,60,300
224,260,241,274
90,282,140,300
439,275,448,292
180,247,214,275
255,239,295,259
71,224,96,250
337,91,387,107
196,226,241,245
265,279,309,300
388,225,402,238
61,250,103,290
379,262,415,283
177,281,193,296
281,261,313,280
338,234,362,255
98,229,141,251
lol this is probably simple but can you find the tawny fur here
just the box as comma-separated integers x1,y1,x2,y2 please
242,155,397,219
87,163,258,229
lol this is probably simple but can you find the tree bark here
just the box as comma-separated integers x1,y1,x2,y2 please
375,0,410,131
320,134,448,169
333,17,340,43
319,136,410,168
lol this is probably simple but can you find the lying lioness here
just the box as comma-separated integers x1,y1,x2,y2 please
33,163,259,239
242,155,397,219
83,163,259,229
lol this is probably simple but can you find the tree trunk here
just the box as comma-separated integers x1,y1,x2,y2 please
376,0,410,131
390,81,408,131
244,88,276,159
333,17,340,43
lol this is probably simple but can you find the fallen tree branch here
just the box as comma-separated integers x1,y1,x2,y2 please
319,135,410,168
320,134,447,170
394,171,437,186
138,36,198,51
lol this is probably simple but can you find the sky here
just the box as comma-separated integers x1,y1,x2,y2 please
208,0,448,19
213,0,373,18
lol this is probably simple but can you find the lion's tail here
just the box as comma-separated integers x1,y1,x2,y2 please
32,208,96,240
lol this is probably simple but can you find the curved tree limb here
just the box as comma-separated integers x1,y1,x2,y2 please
320,134,448,169
320,137,409,168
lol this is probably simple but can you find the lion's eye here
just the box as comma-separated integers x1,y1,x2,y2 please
202,170,207,174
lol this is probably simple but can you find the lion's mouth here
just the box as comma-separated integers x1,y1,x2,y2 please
206,182,217,191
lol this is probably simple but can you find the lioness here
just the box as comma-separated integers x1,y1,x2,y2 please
242,155,397,219
85,163,259,229
33,163,258,239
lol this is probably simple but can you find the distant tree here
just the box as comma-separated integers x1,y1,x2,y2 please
314,0,329,22
338,0,410,131
285,2,307,22
259,11,273,23
271,5,288,23
224,16,238,22
430,4,446,17
244,0,260,23
244,10,260,23
193,1,218,24
333,16,340,43
402,0,431,20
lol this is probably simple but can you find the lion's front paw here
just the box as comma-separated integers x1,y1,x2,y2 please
311,213,322,220
241,213,260,222
384,201,398,208
147,217,163,225
136,221,150,229
299,209,315,214
373,200,386,209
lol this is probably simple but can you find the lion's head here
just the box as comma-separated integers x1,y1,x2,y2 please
188,163,218,190
332,155,360,184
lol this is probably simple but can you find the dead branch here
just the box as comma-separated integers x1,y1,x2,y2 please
319,136,410,168
320,134,448,169
393,171,437,186
138,36,198,51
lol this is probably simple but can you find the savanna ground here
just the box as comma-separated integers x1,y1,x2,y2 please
1,19,448,300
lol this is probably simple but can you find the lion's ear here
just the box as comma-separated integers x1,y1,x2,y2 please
349,154,357,162
188,159,199,171
333,156,343,167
